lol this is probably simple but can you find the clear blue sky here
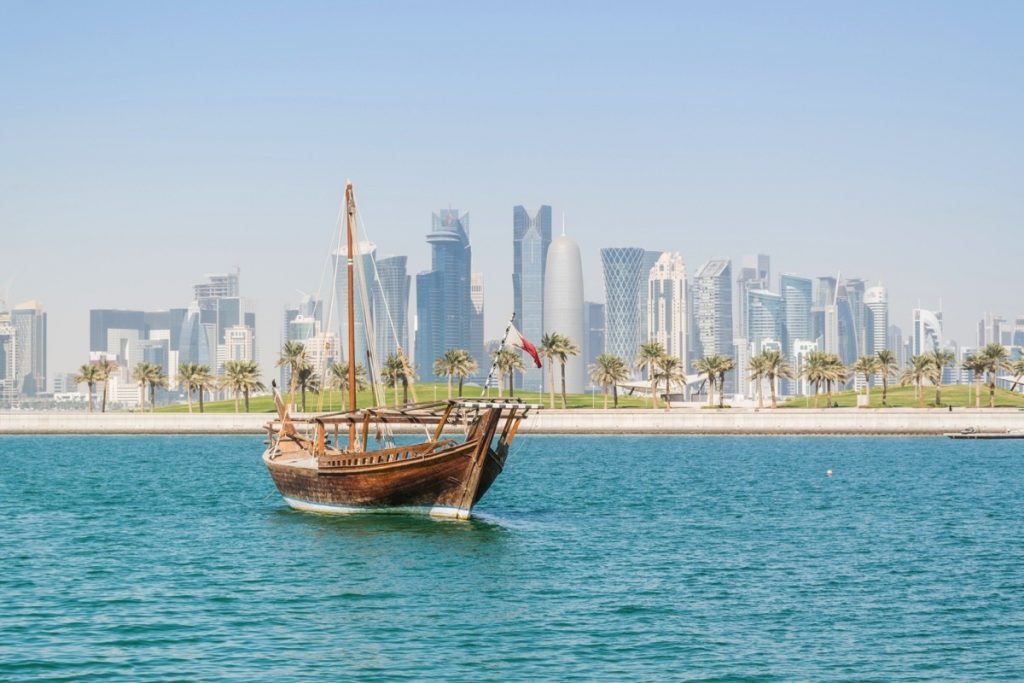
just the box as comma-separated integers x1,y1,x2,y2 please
3,1,1022,376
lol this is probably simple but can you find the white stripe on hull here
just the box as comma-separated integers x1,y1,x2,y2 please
281,495,471,520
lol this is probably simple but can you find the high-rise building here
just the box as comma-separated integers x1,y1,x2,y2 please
180,272,256,376
977,313,1007,348
415,209,476,381
333,241,377,369
793,340,819,395
513,206,551,389
815,276,837,308
638,250,663,344
544,232,585,394
647,252,687,372
913,308,943,355
470,272,484,379
888,325,905,367
780,274,812,357
834,281,859,367
583,302,605,381
735,254,770,338
374,256,410,363
0,312,16,404
694,259,734,393
1014,318,1024,347
864,285,889,356
747,289,784,351
842,278,867,357
600,247,646,368
10,301,47,397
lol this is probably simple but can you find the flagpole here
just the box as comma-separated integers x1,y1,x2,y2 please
481,312,516,397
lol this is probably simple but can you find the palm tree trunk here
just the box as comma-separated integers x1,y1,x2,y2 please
150,383,157,412
813,384,820,409
917,380,924,408
88,383,95,413
975,377,982,408
547,363,556,409
864,374,871,402
508,370,514,398
186,386,193,413
447,375,453,400
235,390,240,413
244,388,250,413
935,383,941,407
560,362,567,409
826,380,833,408
496,372,503,398
613,384,619,408
882,376,888,404
707,379,714,407
664,378,670,410
769,375,778,409
301,386,307,412
756,378,763,409
199,388,205,413
102,383,109,413
603,385,609,409
458,376,464,397
989,372,996,408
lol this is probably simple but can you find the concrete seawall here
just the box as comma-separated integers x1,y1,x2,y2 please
2,409,1023,435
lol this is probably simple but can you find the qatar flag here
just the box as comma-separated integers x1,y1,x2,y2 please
506,324,542,368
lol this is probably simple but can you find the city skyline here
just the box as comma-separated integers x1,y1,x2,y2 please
3,3,1022,379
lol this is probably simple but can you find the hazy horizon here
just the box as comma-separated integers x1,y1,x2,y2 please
3,2,1022,378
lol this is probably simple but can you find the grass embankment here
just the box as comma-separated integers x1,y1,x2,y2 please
780,385,1024,409
157,383,652,413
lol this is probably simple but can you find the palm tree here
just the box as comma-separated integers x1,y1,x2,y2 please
981,343,1011,408
131,362,150,411
295,366,320,412
74,364,100,413
961,354,986,408
193,365,215,413
276,341,308,406
926,349,955,406
382,354,404,406
900,355,932,408
131,362,165,412
876,350,898,405
590,354,629,408
328,361,368,408
1009,359,1024,393
177,362,205,413
451,349,478,397
852,355,882,403
715,356,736,409
538,333,560,409
222,360,265,413
493,348,525,397
762,349,794,409
552,333,581,409
636,341,666,409
433,350,461,399
653,355,686,410
95,357,118,413
748,353,768,409
802,351,829,408
691,356,720,407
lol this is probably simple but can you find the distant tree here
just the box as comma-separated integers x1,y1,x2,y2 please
131,362,165,412
382,354,404,406
276,341,308,406
538,334,560,409
95,357,119,413
852,355,882,403
692,355,719,407
636,341,667,409
177,362,204,413
590,354,629,408
981,343,1012,408
748,353,768,409
875,350,898,405
295,366,320,412
803,351,846,408
960,354,986,408
451,349,478,398
433,350,462,400
653,354,686,410
73,364,100,413
493,348,525,398
762,349,794,409
926,349,955,406
222,360,265,413
900,355,933,408
1010,359,1024,393
329,361,367,408
552,333,581,409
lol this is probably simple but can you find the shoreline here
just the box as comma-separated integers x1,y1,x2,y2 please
1,408,1022,436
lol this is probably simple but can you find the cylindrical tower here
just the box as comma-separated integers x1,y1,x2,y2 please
544,234,585,394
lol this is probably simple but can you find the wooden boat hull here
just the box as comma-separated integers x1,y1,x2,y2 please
263,435,509,520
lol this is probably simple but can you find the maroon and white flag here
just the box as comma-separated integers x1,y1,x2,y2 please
506,324,542,368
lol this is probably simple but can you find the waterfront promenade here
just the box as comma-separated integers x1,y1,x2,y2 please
2,408,1022,435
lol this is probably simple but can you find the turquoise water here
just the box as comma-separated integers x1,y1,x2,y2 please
1,435,1022,681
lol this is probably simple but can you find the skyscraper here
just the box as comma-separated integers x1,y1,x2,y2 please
735,254,770,338
780,274,812,357
10,301,46,397
0,312,16,405
544,232,585,393
746,289,784,351
415,209,475,381
977,313,1006,347
842,278,867,357
864,285,889,355
638,250,663,344
470,272,484,377
647,252,687,368
181,272,256,376
834,281,859,367
513,206,551,389
374,256,410,363
583,302,605,380
913,308,943,355
694,259,734,392
600,247,646,367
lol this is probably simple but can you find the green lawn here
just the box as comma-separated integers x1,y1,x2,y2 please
780,384,1024,409
156,383,653,413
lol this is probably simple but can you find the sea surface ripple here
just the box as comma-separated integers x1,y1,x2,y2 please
1,435,1022,681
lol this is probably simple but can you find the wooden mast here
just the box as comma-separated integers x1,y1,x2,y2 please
345,182,358,450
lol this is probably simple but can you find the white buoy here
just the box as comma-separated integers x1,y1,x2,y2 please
826,469,833,477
